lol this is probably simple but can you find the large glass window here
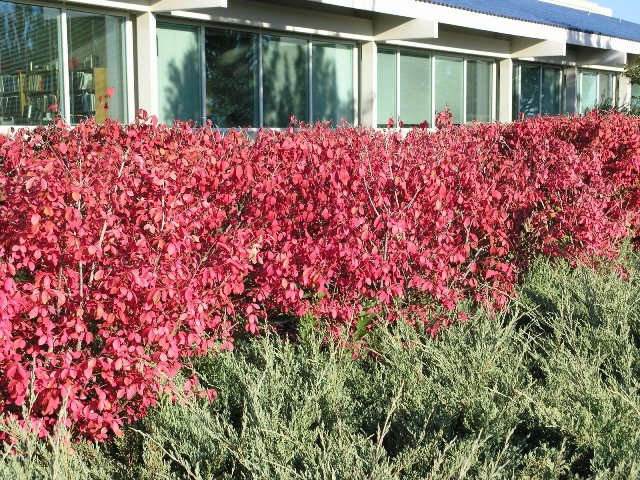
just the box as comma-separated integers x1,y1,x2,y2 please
0,1,61,126
519,65,541,117
205,28,258,128
157,23,202,125
541,67,561,115
312,42,353,125
434,56,464,124
197,29,355,128
0,1,127,127
400,52,431,126
377,49,493,127
262,35,308,127
466,59,492,123
513,64,563,119
579,70,616,113
377,49,397,127
67,10,126,123
580,72,598,113
632,83,640,109
598,72,614,107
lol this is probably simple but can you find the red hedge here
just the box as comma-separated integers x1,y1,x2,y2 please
1,111,640,440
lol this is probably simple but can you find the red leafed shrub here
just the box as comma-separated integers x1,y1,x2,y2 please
1,110,640,440
0,114,251,439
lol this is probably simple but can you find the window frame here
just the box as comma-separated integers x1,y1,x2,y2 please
512,61,565,119
578,68,618,114
0,0,132,130
375,46,497,127
157,17,359,129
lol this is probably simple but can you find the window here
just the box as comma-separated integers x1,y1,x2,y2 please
377,49,397,127
158,25,355,128
376,48,494,127
580,71,617,113
466,59,493,123
262,35,308,126
579,70,616,114
513,63,563,119
400,52,431,126
67,11,126,123
598,72,614,105
157,23,202,125
312,42,353,125
204,28,259,128
434,56,464,124
632,83,640,109
541,67,561,116
0,1,127,126
0,2,61,125
580,72,598,113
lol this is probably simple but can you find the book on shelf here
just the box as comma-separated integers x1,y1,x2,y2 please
0,74,21,93
72,71,94,91
72,92,96,113
26,94,57,119
27,72,55,92
0,95,21,113
70,67,108,122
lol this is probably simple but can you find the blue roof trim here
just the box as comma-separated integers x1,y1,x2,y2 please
421,0,640,43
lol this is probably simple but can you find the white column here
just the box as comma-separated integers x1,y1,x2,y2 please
135,12,158,116
360,41,377,127
618,74,631,107
565,66,578,114
499,58,513,122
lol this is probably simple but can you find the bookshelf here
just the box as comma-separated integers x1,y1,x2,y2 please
0,67,58,125
25,68,58,123
70,66,108,123
0,65,110,125
0,73,25,123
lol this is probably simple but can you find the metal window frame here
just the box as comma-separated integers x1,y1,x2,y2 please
491,61,497,122
577,69,611,113
199,25,206,124
396,50,401,123
379,44,496,127
0,0,132,130
513,61,564,117
167,18,359,128
374,47,397,127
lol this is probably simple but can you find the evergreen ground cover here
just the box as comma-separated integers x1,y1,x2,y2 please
3,251,640,479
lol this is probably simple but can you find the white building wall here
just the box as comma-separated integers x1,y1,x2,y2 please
102,0,640,126
1,0,640,133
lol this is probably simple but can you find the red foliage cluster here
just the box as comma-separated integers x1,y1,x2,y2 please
1,111,640,440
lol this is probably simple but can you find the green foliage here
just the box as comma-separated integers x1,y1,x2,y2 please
0,395,115,480
4,252,640,478
593,98,640,116
624,58,640,87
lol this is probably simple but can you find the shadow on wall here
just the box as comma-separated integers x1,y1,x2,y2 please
312,44,353,126
162,47,202,125
262,37,308,127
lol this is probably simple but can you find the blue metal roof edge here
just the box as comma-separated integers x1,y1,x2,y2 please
421,0,640,44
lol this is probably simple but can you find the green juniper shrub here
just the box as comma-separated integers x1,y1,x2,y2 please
3,253,640,479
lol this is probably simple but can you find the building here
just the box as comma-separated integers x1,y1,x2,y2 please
1,0,639,131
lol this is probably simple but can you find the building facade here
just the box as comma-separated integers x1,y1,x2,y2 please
1,0,639,131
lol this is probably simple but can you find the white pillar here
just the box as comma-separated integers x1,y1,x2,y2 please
135,12,158,116
565,66,578,114
360,41,377,127
499,58,513,122
618,74,631,108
